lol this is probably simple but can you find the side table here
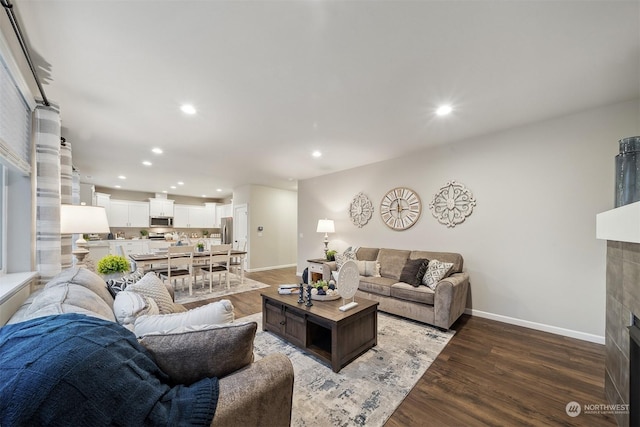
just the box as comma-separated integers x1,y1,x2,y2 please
307,258,327,283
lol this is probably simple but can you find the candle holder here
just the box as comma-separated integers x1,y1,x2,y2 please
305,285,313,307
297,283,305,304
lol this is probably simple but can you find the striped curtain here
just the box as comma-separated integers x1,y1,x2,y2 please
34,103,62,286
59,139,73,269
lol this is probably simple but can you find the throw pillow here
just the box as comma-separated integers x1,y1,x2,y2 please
139,322,257,384
106,270,144,298
335,250,356,270
127,272,176,315
45,267,115,309
133,299,235,337
422,259,454,290
399,258,427,287
416,259,430,285
357,260,380,277
113,291,160,325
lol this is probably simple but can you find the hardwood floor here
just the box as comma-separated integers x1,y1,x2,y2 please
188,267,616,427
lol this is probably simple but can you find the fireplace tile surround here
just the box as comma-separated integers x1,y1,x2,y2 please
605,240,640,426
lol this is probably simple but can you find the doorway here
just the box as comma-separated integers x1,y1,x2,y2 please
233,203,248,269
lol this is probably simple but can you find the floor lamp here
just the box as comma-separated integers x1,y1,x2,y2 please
60,204,110,270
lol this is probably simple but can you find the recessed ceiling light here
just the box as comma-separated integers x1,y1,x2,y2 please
162,190,168,194
177,181,184,185
180,104,196,115
142,161,152,166
152,148,163,154
312,150,322,158
170,185,176,189
118,175,126,180
114,185,121,189
216,188,222,192
201,194,207,198
436,105,453,116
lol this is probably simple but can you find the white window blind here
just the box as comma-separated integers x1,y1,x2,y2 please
0,57,31,175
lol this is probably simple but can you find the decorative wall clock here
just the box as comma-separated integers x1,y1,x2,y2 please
380,187,422,230
429,180,476,228
349,192,374,228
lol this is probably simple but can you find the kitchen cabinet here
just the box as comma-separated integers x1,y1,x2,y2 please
215,204,233,226
109,200,149,228
149,198,174,217
93,192,110,209
204,203,217,228
174,204,207,228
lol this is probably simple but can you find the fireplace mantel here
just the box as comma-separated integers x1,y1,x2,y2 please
597,201,640,243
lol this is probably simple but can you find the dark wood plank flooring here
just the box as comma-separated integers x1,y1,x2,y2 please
185,267,615,427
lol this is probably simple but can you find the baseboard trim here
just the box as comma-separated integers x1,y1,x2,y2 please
464,308,605,345
246,263,297,273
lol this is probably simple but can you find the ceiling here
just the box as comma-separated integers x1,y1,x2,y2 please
10,0,640,199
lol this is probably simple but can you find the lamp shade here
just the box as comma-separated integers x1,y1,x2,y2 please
316,219,335,233
60,205,110,234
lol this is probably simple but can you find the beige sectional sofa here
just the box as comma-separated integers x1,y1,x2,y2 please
3,267,294,427
324,247,469,330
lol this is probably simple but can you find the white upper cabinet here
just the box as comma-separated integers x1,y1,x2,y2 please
149,198,174,217
174,204,208,228
109,200,149,228
204,203,217,228
215,203,233,227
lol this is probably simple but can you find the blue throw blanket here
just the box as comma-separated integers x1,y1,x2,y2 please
0,313,219,426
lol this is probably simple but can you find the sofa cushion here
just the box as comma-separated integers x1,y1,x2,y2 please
127,273,176,314
390,282,435,305
133,299,235,336
139,322,257,384
45,267,114,309
358,276,396,297
377,249,411,281
106,270,145,297
422,259,454,289
357,260,380,277
355,247,379,261
24,283,116,322
399,258,428,287
410,250,463,274
113,291,160,325
335,250,356,270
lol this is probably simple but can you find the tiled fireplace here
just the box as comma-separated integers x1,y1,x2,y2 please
605,241,640,426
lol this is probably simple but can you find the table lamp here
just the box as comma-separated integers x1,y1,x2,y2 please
316,219,335,256
60,204,110,268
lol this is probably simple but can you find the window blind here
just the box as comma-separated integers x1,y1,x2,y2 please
0,56,32,175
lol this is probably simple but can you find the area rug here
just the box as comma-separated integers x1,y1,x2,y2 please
237,311,454,426
173,274,269,304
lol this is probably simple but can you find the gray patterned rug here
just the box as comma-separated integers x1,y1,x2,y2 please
173,274,269,304
238,311,454,426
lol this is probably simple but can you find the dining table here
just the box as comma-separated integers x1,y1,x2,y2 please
129,249,247,284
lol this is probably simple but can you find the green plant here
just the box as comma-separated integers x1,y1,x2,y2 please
97,255,130,275
197,242,205,249
140,229,148,237
202,230,210,237
326,250,337,261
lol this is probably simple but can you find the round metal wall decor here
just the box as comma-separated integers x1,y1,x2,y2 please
349,192,374,228
429,181,476,227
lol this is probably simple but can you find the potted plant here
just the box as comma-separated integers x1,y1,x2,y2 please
196,241,205,252
326,249,337,261
202,230,210,237
97,254,130,279
140,229,149,239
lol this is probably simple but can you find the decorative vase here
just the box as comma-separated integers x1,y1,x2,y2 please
616,136,640,207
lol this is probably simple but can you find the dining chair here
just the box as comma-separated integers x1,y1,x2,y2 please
159,245,195,295
228,240,246,277
199,244,232,292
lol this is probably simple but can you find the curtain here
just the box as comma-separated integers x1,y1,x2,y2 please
60,139,73,269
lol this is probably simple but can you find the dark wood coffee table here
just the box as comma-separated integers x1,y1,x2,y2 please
261,287,378,372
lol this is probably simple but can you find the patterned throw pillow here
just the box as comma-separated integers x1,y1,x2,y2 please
127,272,177,314
335,250,356,270
106,270,144,298
422,259,454,290
357,260,380,277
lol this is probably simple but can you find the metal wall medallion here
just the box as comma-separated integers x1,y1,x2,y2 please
429,181,476,227
349,192,374,228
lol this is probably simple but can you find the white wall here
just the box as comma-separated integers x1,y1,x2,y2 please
298,99,640,341
235,185,297,271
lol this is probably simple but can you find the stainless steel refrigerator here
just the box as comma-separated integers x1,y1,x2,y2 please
220,217,233,245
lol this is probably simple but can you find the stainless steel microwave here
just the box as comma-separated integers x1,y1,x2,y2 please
150,217,173,227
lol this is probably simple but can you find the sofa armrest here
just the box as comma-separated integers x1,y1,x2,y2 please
322,261,337,281
212,353,294,427
433,272,469,329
